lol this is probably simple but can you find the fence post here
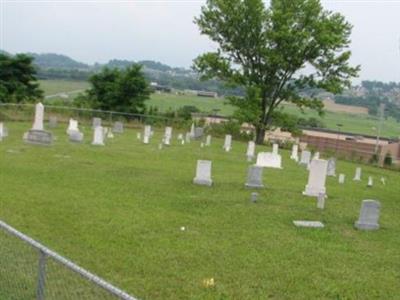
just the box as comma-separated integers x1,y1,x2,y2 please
36,250,47,300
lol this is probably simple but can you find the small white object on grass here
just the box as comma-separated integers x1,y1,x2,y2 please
180,226,186,231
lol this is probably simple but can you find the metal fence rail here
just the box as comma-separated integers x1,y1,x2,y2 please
0,219,138,300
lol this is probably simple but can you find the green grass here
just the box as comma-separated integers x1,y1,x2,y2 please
0,121,399,299
38,79,400,138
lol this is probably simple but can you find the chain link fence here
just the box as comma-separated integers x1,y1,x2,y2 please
0,220,138,300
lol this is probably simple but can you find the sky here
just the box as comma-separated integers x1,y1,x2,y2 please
1,0,400,83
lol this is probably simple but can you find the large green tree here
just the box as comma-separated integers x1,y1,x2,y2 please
194,0,359,143
81,65,150,113
0,53,43,103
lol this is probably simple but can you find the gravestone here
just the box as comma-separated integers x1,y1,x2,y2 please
92,126,105,146
367,176,373,187
299,150,311,166
338,174,345,184
107,130,114,139
256,152,282,169
205,135,211,146
67,119,79,135
163,136,171,146
0,122,5,140
69,130,84,143
193,160,212,186
185,132,191,143
223,135,232,152
144,125,152,138
24,103,53,145
381,177,386,185
290,144,299,161
355,200,380,230
293,221,324,228
272,143,279,155
136,132,141,140
143,135,149,144
246,141,256,161
327,158,336,177
194,127,204,139
190,123,195,138
317,192,326,209
32,102,44,130
177,133,183,141
48,116,57,128
353,167,362,181
250,192,258,203
165,126,173,139
158,143,163,150
313,152,320,160
245,165,264,188
113,121,124,133
303,159,328,197
92,117,101,129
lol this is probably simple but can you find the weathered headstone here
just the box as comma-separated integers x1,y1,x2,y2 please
143,125,151,138
190,123,195,138
113,121,124,133
338,173,345,184
299,150,311,166
293,221,324,228
327,158,336,177
317,192,326,209
355,200,380,230
245,165,264,188
136,132,141,140
193,160,212,186
165,126,173,139
205,135,211,146
92,126,104,146
290,144,299,161
256,152,282,169
92,117,101,129
303,159,328,197
67,119,79,135
143,135,149,144
194,127,204,139
69,130,84,143
367,176,373,187
177,133,183,141
223,135,232,152
0,122,5,140
246,141,256,161
48,116,57,128
163,136,171,146
353,167,362,181
24,103,53,145
272,143,279,155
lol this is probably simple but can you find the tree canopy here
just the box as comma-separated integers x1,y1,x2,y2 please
194,0,359,143
0,53,43,103
78,65,150,113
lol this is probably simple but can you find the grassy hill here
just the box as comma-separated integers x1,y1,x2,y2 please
0,122,399,299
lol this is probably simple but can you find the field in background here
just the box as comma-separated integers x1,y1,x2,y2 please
38,79,400,138
1,122,399,299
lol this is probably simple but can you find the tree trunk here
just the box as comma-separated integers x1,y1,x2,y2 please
255,126,265,144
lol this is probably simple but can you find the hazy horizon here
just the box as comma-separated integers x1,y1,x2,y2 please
2,0,400,83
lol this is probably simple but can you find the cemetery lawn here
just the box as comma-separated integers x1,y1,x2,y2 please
1,122,400,300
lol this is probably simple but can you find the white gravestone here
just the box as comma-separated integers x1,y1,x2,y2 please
367,176,373,187
107,130,114,139
246,141,256,161
355,200,380,230
290,144,299,161
338,174,345,184
92,117,101,129
24,103,53,145
205,135,211,146
0,122,4,140
143,125,151,138
256,152,282,169
113,122,124,133
327,158,336,177
165,127,172,139
223,135,232,152
163,136,171,146
313,152,320,160
380,177,386,185
92,126,105,146
299,150,311,166
143,135,149,144
293,221,324,228
245,166,264,188
190,123,195,138
353,167,362,181
193,160,212,186
272,143,279,155
303,159,328,197
67,119,79,135
136,132,141,140
177,133,183,141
